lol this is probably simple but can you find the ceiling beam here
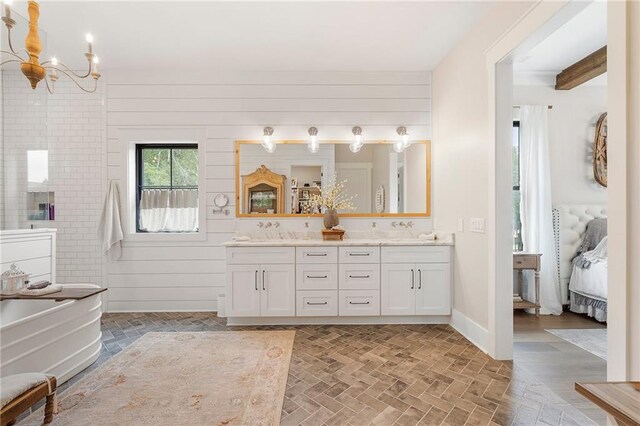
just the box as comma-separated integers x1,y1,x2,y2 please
555,46,607,90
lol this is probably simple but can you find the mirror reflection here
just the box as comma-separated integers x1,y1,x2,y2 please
237,141,430,216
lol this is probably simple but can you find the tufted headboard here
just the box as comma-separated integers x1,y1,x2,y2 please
553,204,607,304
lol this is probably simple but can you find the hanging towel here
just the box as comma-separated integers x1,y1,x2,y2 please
98,180,124,257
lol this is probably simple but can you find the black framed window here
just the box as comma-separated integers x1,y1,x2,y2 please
136,144,198,233
512,121,523,251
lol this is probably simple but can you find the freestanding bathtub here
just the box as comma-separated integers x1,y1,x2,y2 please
0,229,102,384
0,284,103,384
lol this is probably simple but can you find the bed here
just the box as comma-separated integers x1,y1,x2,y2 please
553,204,608,322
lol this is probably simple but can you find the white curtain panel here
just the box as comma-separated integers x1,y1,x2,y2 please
139,189,199,233
520,105,562,315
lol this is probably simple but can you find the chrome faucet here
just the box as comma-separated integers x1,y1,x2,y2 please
259,221,280,229
392,221,414,229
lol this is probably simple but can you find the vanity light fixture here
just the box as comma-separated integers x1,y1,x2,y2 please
1,0,101,93
307,127,319,154
349,126,363,153
393,126,410,153
262,127,276,153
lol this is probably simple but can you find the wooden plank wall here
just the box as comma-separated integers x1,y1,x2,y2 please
105,71,432,312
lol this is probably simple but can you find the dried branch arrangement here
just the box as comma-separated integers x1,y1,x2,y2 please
310,173,356,212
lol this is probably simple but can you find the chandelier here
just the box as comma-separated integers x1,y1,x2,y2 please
1,0,100,93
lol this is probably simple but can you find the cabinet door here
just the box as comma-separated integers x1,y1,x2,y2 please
227,265,261,317
381,263,416,316
415,263,451,315
261,264,295,317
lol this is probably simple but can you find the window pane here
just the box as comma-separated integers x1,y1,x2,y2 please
512,125,520,188
513,189,523,252
142,148,171,186
172,148,198,187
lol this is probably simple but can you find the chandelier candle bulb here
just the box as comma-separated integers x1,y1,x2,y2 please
4,0,11,19
50,57,57,79
86,33,94,53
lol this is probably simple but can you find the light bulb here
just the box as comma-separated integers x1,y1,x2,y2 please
308,137,319,154
51,57,58,66
86,33,94,43
351,126,363,153
308,127,320,154
393,141,405,153
93,56,99,64
396,126,410,149
349,142,362,153
264,142,276,153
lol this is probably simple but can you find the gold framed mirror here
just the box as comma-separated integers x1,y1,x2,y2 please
235,140,431,217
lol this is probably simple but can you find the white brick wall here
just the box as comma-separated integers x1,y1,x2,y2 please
2,71,104,286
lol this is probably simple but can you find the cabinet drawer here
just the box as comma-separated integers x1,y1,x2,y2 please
227,247,294,264
381,246,450,263
339,290,380,316
297,291,338,316
339,264,380,290
339,246,380,264
296,247,338,264
296,264,338,290
513,255,539,270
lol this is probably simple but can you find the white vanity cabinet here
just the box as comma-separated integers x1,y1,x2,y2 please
381,247,452,316
224,240,452,324
226,247,296,317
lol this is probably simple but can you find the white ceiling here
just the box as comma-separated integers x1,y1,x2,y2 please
10,1,493,72
514,1,607,75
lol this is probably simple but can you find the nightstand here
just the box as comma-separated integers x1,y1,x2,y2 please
513,252,541,318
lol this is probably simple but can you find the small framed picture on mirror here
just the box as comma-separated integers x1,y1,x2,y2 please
301,190,310,199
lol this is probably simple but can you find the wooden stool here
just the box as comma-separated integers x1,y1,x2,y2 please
0,375,57,426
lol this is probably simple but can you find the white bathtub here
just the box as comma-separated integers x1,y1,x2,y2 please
0,284,103,384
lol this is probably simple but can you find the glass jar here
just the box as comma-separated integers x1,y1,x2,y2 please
1,264,29,295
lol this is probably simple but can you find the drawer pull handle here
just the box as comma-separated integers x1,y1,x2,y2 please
307,253,328,256
349,253,370,256
307,275,328,279
255,270,258,291
349,301,370,305
349,275,370,279
262,270,266,291
418,269,422,290
307,301,328,306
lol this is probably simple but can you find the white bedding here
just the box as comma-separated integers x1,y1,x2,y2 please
569,237,608,301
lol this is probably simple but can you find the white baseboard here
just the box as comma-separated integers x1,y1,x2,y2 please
226,315,450,326
449,309,489,353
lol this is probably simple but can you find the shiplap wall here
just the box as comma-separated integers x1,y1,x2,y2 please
105,71,431,312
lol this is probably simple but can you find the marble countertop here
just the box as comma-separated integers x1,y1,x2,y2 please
222,237,454,247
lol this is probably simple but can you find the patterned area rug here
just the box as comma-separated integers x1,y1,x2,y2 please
546,328,607,360
23,331,294,425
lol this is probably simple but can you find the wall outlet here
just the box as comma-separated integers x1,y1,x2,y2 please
457,218,464,232
470,217,485,233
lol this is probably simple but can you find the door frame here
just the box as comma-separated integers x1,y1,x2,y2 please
485,0,594,360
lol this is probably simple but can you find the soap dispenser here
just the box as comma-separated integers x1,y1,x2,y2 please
304,220,310,240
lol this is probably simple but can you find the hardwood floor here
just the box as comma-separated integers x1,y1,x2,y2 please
513,311,607,425
19,312,600,425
